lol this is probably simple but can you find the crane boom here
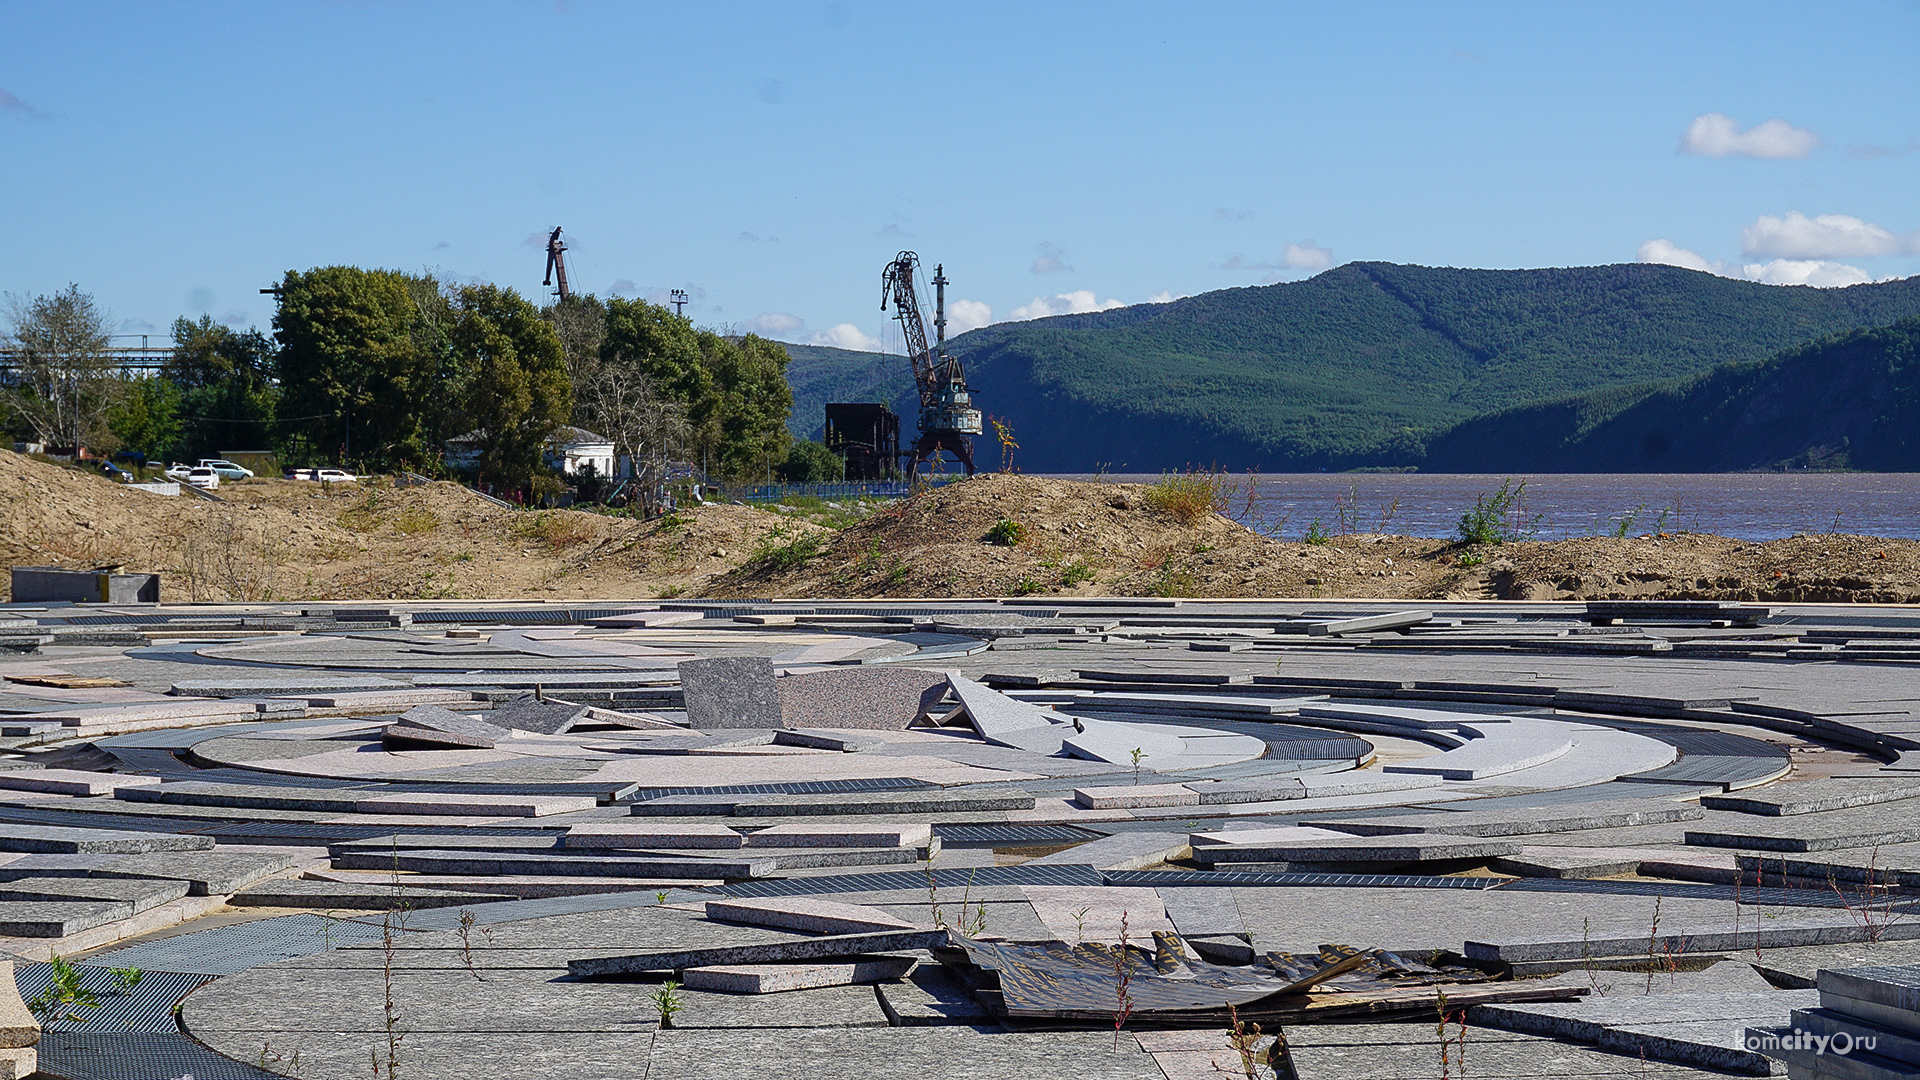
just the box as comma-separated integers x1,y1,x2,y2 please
543,227,572,302
878,250,981,480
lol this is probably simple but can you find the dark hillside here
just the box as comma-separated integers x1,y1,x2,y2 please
782,263,1920,470
1423,318,1920,472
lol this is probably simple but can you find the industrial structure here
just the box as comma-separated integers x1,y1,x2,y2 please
880,251,981,479
543,226,572,302
823,402,901,481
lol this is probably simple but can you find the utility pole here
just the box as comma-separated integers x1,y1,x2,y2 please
932,264,948,355
670,289,688,318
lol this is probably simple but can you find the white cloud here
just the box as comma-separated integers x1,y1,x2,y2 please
1145,290,1181,304
1283,241,1333,271
1741,211,1907,258
1679,113,1820,159
1031,242,1073,275
742,312,804,338
607,279,638,296
946,299,992,335
1008,290,1126,321
1636,239,1718,273
1740,259,1875,288
806,323,882,352
1636,238,1873,288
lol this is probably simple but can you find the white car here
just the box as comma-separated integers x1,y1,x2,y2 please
164,463,194,481
313,468,357,483
184,467,220,490
198,459,254,480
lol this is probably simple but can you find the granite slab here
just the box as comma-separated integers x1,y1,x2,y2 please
679,656,783,729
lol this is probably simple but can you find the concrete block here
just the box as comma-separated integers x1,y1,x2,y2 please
681,958,919,994
10,566,158,604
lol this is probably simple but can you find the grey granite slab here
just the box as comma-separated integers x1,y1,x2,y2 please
1704,778,1920,817
330,848,776,879
1026,832,1188,870
645,1026,1162,1080
1790,1006,1920,1066
485,696,591,735
0,874,187,912
876,964,994,1024
0,824,212,854
231,878,518,908
1158,887,1248,940
1286,1035,1729,1077
1467,918,1920,963
1307,798,1703,838
90,849,302,895
1195,836,1522,864
1751,943,1920,990
728,791,1036,816
1305,610,1433,637
568,929,951,975
0,899,133,936
679,656,783,729
383,705,510,749
1821,966,1920,1016
777,666,949,730
1686,815,1920,852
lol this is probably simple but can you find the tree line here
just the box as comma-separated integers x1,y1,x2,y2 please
1,269,812,496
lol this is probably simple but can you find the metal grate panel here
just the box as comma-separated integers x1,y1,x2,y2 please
17,965,212,1034
933,823,1108,846
717,863,1104,897
38,1031,286,1080
1502,876,1920,910
80,913,392,976
1106,870,1506,889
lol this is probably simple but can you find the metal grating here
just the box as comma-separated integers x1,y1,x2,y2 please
933,823,1109,846
1106,870,1507,889
629,776,935,799
38,1032,286,1080
1502,876,1920,910
18,965,212,1034
717,863,1104,897
80,913,391,976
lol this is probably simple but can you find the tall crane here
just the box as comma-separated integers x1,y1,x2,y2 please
880,251,981,479
543,227,572,302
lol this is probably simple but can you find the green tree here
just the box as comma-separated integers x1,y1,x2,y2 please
601,297,707,405
779,439,843,482
165,315,279,462
697,331,793,480
448,284,571,494
270,267,445,470
104,377,182,462
2,284,123,451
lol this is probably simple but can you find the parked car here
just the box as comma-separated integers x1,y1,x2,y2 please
164,462,194,481
313,468,357,483
198,458,254,480
184,467,220,490
96,460,131,481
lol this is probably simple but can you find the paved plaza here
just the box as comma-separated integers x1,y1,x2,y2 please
1,597,1919,1078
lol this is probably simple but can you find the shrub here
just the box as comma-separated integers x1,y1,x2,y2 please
1303,520,1331,545
756,531,826,570
1144,469,1229,526
985,518,1027,546
1456,478,1538,545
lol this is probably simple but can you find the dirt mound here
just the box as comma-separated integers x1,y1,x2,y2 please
706,473,1920,603
0,450,802,602
707,473,1274,598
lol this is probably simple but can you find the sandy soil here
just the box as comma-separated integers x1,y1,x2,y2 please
7,453,1917,604
0,450,819,602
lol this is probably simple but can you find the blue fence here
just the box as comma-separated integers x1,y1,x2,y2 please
721,479,961,502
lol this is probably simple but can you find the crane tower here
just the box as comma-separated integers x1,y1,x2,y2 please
543,227,572,302
880,251,981,479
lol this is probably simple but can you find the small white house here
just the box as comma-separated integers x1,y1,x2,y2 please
445,426,620,479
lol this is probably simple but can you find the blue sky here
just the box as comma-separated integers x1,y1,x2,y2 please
3,1,1917,351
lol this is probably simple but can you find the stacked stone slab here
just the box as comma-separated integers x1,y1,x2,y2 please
0,960,37,1080
1756,965,1920,1079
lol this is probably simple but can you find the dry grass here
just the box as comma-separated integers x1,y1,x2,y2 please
1143,469,1230,526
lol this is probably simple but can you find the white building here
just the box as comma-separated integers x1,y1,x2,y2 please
445,426,620,479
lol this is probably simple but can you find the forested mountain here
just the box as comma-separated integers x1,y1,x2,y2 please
783,263,1920,471
1422,318,1920,472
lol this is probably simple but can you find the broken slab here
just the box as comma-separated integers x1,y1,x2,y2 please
382,705,509,750
568,929,951,976
946,673,1064,742
678,656,783,729
1305,610,1433,637
681,957,919,994
485,696,592,736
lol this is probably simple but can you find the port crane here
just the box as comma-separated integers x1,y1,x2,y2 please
880,251,981,479
543,227,572,302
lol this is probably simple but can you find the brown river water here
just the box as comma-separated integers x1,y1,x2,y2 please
1047,473,1920,542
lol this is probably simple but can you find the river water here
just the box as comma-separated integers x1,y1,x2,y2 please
1045,473,1920,541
